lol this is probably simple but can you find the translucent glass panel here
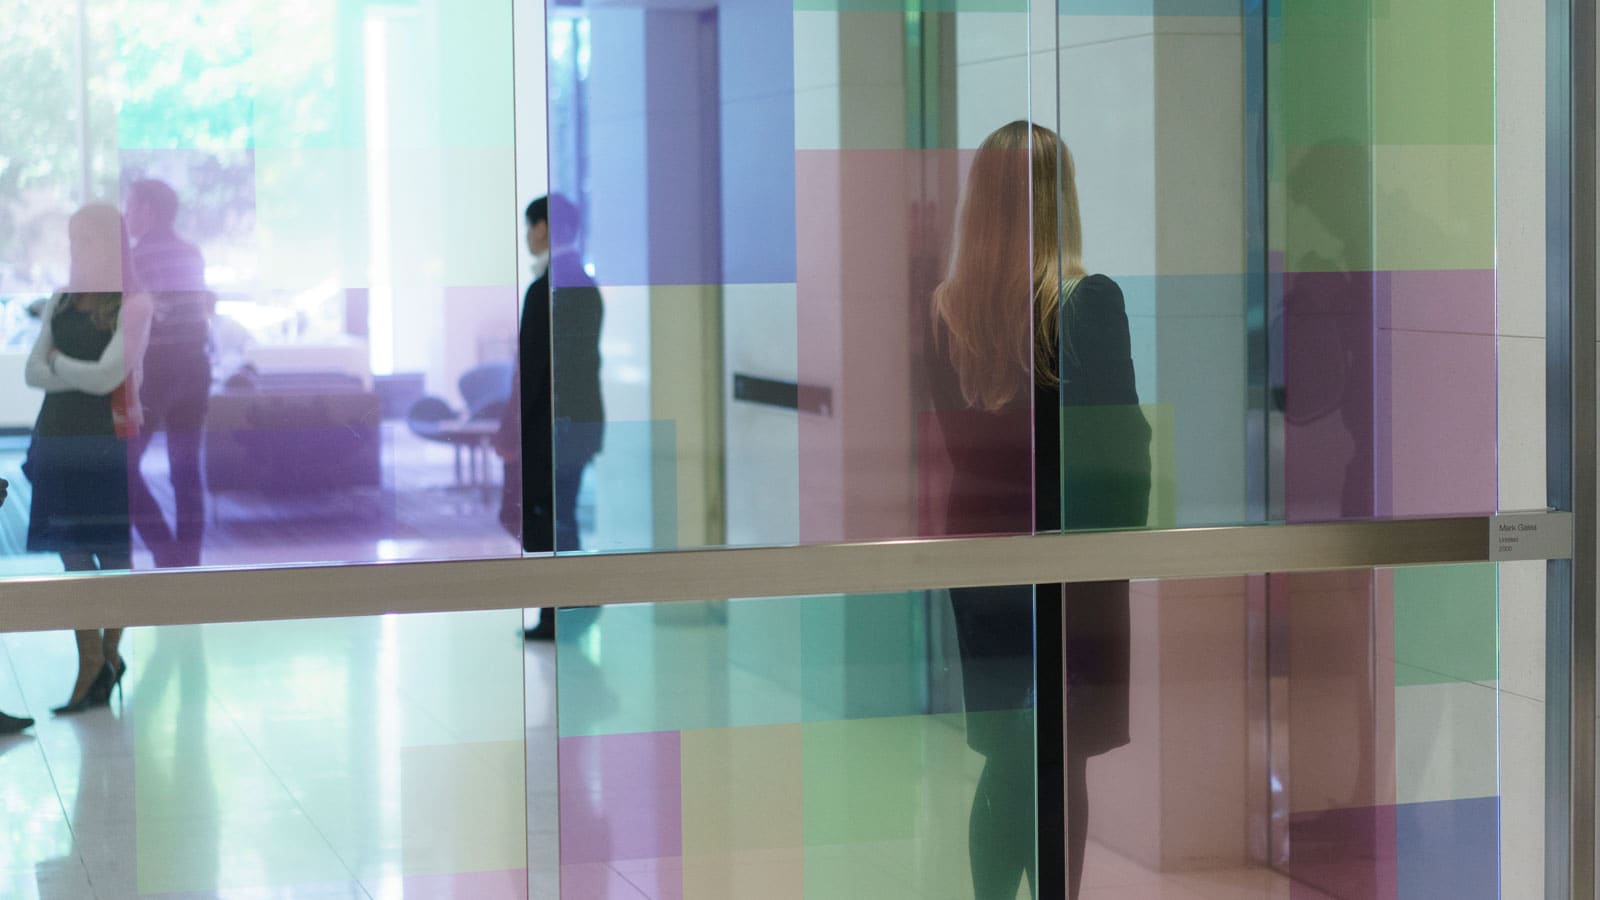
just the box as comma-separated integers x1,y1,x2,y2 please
553,591,1039,897
1269,0,1501,521
0,1,524,579
0,562,1538,897
0,0,1534,580
552,562,1529,899
1275,564,1520,899
539,0,1512,556
1041,4,1255,528
542,0,1041,553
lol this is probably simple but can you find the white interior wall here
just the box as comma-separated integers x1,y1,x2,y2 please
365,3,525,399
514,0,552,291
722,283,801,547
1495,0,1550,893
718,9,833,548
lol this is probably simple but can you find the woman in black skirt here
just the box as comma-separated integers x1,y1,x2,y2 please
928,121,1150,900
24,203,152,715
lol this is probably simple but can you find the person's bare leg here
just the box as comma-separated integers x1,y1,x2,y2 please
96,549,132,688
126,428,176,567
63,630,106,706
101,628,124,669
57,553,111,707
166,412,207,567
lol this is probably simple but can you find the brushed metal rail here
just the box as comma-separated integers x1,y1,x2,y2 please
0,515,1523,633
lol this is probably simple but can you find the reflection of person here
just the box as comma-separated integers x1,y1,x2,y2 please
929,121,1149,900
0,477,36,736
1280,147,1373,520
497,195,605,641
124,179,211,568
23,204,152,715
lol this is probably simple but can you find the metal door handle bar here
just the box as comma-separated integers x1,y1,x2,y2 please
732,373,832,415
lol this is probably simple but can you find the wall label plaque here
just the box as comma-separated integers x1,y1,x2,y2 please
1489,511,1575,561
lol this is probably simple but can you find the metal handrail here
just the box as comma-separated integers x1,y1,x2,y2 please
0,514,1547,633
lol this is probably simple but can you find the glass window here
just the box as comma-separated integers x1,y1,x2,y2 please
0,0,525,578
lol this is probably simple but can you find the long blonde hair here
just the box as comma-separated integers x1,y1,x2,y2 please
932,121,1085,410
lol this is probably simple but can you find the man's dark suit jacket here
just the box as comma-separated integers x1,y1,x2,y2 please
498,250,605,552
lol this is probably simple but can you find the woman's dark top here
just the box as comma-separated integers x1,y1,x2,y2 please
930,274,1151,758
25,298,132,556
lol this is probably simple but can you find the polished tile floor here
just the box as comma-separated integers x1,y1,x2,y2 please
0,614,1333,900
0,613,535,900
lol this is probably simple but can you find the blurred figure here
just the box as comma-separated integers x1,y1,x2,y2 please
124,179,211,568
929,122,1149,899
497,195,605,641
0,477,35,735
24,203,152,715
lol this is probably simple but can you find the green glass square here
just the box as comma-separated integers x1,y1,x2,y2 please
800,593,927,722
1372,0,1494,145
1273,0,1374,148
800,713,973,845
802,711,1031,896
1280,142,1374,273
1373,144,1494,271
1061,404,1176,531
1393,564,1497,686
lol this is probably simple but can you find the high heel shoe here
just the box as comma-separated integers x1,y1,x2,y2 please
53,662,113,716
92,655,127,704
0,711,34,735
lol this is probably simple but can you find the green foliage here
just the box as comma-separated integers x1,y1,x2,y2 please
0,8,80,254
0,0,345,288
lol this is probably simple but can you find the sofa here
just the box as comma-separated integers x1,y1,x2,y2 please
204,370,383,498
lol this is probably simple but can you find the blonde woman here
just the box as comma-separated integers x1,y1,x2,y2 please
929,121,1150,899
24,204,152,715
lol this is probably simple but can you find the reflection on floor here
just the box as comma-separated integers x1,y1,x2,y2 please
0,615,1323,900
0,613,531,900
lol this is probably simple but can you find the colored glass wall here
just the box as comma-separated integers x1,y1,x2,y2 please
551,563,1515,898
1271,0,1498,522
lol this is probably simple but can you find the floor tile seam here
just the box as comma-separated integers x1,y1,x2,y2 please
611,860,660,899
204,687,375,899
0,634,74,821
388,679,487,751
1471,679,1544,705
74,846,146,900
80,856,116,900
23,714,83,857
1392,659,1501,693
950,26,1158,71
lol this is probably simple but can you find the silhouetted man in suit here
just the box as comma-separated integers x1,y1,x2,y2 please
497,195,605,640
